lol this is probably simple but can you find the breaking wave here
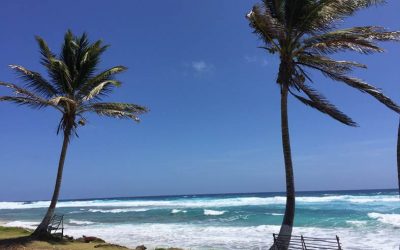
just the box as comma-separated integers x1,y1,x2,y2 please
368,212,400,227
204,209,226,216
88,208,149,213
68,219,95,225
171,209,187,214
0,194,398,210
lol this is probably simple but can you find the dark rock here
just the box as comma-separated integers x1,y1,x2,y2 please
155,248,183,250
94,243,129,249
135,245,147,250
76,235,106,243
63,235,74,241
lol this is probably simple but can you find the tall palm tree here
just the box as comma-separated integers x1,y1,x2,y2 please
0,30,148,238
246,0,400,248
397,120,400,196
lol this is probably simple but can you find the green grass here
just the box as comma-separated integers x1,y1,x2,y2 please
0,226,32,240
0,226,185,250
0,226,130,249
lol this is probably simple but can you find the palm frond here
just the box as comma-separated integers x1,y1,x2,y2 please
60,30,80,86
296,60,400,113
74,38,109,89
35,32,109,95
283,0,326,32
331,76,400,113
84,102,148,114
9,65,58,98
82,80,121,101
321,0,386,19
246,4,284,51
35,36,56,69
294,0,339,33
320,1,384,20
296,0,385,33
49,96,76,106
346,26,400,41
82,102,148,122
0,96,53,110
35,36,70,95
290,83,357,126
0,82,63,112
77,66,126,97
47,58,73,94
0,81,40,98
297,55,366,75
302,27,400,54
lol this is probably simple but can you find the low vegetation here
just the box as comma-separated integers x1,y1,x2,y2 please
0,226,128,249
0,226,184,250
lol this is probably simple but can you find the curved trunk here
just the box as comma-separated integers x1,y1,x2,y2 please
397,118,400,196
31,131,70,239
270,84,295,250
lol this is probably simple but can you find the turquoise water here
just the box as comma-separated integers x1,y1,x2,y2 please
0,189,399,249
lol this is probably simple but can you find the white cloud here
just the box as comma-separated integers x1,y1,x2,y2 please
191,61,213,73
244,55,257,63
192,61,207,71
244,55,269,67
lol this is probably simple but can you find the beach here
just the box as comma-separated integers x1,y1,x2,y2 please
0,189,399,249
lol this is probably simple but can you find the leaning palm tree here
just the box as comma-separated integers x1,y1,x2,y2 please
0,30,148,238
397,120,400,196
246,0,400,248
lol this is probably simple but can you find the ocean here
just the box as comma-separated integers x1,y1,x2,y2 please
0,189,399,249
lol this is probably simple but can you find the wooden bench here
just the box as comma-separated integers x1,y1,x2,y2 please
47,214,64,238
272,233,342,250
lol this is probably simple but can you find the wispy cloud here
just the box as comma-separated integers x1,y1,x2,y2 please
244,55,269,67
295,138,395,163
244,55,258,63
191,60,214,73
192,61,207,72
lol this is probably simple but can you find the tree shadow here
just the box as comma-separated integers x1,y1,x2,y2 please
0,235,71,249
0,236,34,249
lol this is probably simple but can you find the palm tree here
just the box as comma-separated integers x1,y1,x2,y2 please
397,120,400,196
246,0,400,248
0,30,148,238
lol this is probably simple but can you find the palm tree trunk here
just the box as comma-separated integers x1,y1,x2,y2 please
397,118,400,196
31,131,70,238
271,84,295,250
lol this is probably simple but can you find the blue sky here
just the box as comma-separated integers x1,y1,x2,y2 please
0,1,399,201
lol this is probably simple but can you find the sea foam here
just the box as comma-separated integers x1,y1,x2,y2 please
345,220,368,226
35,223,400,249
88,208,149,213
368,212,400,227
3,221,38,229
269,213,284,216
171,209,187,214
0,194,398,210
204,209,226,216
68,219,95,225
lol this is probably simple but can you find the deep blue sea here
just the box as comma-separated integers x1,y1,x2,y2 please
0,189,399,249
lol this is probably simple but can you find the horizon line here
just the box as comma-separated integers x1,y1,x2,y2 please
3,187,396,203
